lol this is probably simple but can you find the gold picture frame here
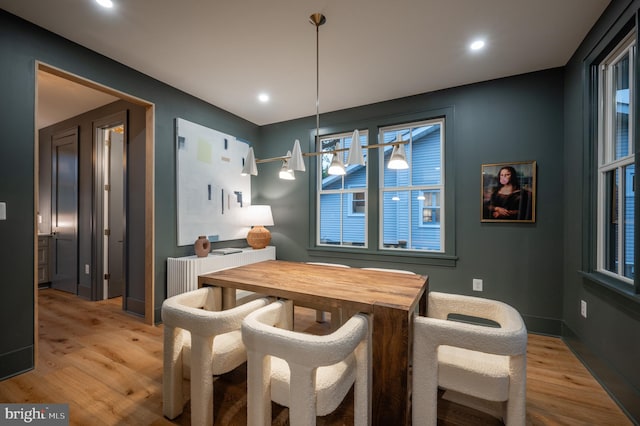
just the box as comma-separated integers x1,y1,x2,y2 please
481,161,536,223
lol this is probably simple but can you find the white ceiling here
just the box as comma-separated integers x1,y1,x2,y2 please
37,70,119,129
3,0,610,127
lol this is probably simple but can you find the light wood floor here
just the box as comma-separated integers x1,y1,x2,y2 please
0,289,631,425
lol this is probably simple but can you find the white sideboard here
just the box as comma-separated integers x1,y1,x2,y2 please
167,246,276,297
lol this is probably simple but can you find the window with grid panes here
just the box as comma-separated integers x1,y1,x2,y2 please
379,118,445,252
597,31,635,284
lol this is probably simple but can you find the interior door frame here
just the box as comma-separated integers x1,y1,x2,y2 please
94,112,128,304
34,62,156,365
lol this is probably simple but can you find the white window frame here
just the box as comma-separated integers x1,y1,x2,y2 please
597,31,635,284
378,118,445,252
316,129,369,248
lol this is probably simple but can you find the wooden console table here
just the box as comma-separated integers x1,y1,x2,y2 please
199,260,428,425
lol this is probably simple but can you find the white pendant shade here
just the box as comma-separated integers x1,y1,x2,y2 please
388,141,409,170
279,164,295,180
289,139,306,172
346,129,365,166
279,151,296,180
242,147,258,176
328,144,346,175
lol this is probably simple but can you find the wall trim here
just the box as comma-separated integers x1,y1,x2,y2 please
522,315,562,336
0,346,34,381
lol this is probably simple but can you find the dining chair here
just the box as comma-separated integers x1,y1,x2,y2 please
161,287,271,425
305,262,350,327
242,299,371,426
412,291,527,426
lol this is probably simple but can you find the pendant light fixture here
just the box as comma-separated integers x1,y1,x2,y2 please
240,13,409,178
289,139,305,172
241,147,258,176
279,151,296,180
388,133,409,169
347,129,365,166
328,143,346,175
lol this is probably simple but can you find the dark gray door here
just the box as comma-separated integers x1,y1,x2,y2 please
107,128,125,298
51,128,78,293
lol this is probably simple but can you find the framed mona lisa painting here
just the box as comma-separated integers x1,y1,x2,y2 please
481,161,536,223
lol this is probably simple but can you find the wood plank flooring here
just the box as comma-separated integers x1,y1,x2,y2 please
0,289,632,425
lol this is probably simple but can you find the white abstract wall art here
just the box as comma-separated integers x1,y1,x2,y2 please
175,118,252,246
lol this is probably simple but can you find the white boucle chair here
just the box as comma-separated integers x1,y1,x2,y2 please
161,287,271,425
242,299,371,426
413,291,527,426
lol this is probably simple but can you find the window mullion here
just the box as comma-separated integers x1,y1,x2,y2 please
597,171,604,271
618,165,625,276
630,45,635,156
408,188,412,249
339,192,344,245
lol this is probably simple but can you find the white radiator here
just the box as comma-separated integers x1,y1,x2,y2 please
167,246,276,297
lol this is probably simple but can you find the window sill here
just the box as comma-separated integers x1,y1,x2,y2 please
307,246,457,267
579,271,640,318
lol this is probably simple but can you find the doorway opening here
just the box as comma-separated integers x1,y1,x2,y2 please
34,62,155,366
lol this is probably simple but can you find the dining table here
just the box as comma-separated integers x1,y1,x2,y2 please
198,259,429,426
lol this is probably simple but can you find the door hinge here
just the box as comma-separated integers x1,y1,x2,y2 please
104,229,110,236
105,139,111,148
104,184,110,191
104,273,110,280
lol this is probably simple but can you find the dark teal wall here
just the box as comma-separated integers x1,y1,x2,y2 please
1,5,638,422
257,68,566,335
563,0,640,421
0,10,38,379
0,10,258,378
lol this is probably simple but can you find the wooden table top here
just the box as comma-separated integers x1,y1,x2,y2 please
198,260,428,314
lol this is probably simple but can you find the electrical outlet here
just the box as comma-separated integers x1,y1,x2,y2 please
0,202,6,220
581,300,587,318
85,264,90,275
472,278,483,292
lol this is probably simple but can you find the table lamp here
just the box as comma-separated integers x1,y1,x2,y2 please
245,205,274,249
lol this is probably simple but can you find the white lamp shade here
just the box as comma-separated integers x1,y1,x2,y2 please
279,151,295,180
346,129,365,166
242,147,258,176
328,154,346,175
289,139,306,172
245,205,274,227
279,167,295,180
388,143,409,169
328,143,346,175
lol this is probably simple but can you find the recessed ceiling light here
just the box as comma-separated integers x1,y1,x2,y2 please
470,39,485,51
258,93,270,103
96,0,114,8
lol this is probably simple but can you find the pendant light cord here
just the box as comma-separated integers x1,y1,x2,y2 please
315,18,320,145
310,13,325,147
